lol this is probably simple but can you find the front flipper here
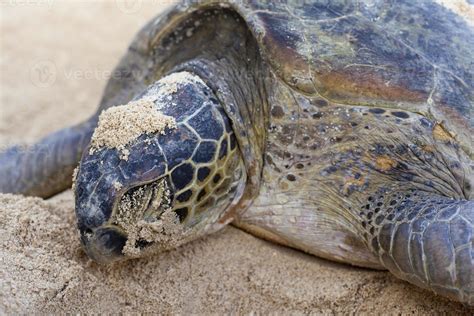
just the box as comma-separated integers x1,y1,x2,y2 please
0,120,94,197
368,190,473,305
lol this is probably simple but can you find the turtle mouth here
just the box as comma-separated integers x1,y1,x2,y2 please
80,225,128,264
80,177,175,264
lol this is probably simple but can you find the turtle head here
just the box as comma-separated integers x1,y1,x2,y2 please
74,72,245,264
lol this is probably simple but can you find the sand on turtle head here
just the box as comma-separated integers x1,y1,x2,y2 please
111,178,188,258
141,71,207,103
71,166,79,192
436,0,474,26
89,99,176,160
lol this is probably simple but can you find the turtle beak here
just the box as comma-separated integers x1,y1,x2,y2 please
75,168,127,264
79,225,127,264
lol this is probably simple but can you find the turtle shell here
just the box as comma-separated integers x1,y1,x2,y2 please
97,0,473,162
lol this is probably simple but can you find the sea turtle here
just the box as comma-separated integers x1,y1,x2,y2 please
1,0,473,306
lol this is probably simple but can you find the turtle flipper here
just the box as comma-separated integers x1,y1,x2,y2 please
0,119,95,198
369,192,473,305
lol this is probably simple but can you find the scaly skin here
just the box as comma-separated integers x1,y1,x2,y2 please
0,120,95,197
369,191,473,304
236,80,473,303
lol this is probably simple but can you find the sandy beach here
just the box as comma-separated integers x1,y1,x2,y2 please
0,1,472,314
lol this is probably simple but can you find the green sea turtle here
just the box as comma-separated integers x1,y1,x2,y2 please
1,0,473,306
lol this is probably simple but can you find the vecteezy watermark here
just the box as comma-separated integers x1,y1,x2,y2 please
29,60,57,88
114,0,179,14
1,0,55,7
0,142,55,156
115,0,142,14
28,59,149,87
27,60,282,89
62,68,148,82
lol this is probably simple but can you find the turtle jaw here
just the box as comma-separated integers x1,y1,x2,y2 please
77,177,173,264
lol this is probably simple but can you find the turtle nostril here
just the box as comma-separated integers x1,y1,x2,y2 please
77,221,92,235
81,227,93,238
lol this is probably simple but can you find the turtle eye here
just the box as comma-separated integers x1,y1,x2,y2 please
113,177,174,227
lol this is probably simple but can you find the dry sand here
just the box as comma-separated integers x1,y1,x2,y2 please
0,1,473,314
89,98,176,160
